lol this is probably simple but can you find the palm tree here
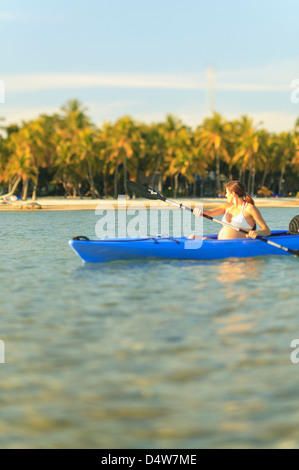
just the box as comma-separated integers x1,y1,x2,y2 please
231,116,260,194
162,115,195,197
74,126,104,198
54,127,80,197
2,128,37,199
197,112,232,193
3,101,299,199
292,122,299,175
142,123,167,190
102,117,141,198
272,132,296,194
53,101,93,197
60,99,91,131
254,130,272,188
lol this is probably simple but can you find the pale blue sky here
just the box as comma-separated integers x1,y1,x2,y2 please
1,0,299,131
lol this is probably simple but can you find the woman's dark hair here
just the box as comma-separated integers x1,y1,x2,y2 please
225,181,255,206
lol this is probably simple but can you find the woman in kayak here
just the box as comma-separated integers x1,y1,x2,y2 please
189,180,271,240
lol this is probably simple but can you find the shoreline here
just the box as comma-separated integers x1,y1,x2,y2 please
1,196,299,211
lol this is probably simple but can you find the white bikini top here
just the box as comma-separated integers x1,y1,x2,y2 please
222,203,254,230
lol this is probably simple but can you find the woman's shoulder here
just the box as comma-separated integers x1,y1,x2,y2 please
244,202,261,219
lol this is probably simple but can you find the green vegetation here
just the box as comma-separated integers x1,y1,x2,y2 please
1,99,299,199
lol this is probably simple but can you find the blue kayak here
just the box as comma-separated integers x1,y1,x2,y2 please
69,231,299,263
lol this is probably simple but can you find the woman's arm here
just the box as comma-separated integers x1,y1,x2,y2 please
193,205,227,218
246,205,271,238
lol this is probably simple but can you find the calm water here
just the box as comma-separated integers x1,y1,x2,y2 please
1,207,299,449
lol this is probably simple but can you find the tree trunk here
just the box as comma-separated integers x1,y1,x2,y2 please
279,167,285,195
123,148,128,196
103,171,108,198
8,175,19,195
247,163,253,195
0,175,21,200
174,172,179,198
22,178,29,201
87,162,95,199
62,176,68,198
215,149,221,193
77,183,83,199
200,178,204,197
269,172,274,191
238,168,243,183
151,152,162,188
261,169,268,188
32,171,39,201
185,178,188,196
251,168,256,196
114,161,119,199
158,173,162,192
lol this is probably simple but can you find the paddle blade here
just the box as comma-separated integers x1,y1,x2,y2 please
289,215,299,234
127,180,165,201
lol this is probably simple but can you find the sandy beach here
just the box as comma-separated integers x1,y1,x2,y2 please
1,195,299,211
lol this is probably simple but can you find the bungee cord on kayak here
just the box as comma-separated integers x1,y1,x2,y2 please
72,236,181,244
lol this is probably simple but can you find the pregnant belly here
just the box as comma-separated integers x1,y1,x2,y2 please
217,226,248,240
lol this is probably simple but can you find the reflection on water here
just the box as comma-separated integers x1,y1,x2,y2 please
216,259,262,284
1,208,299,448
213,259,265,336
215,258,262,304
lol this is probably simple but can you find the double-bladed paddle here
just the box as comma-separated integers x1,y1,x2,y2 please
127,180,299,257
